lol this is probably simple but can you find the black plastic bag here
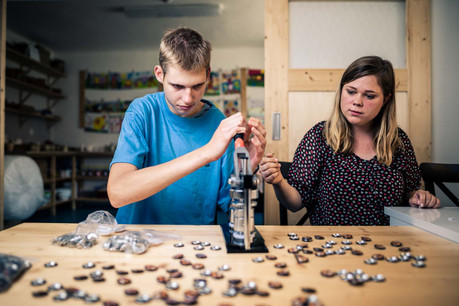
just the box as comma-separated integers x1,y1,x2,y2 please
0,253,31,293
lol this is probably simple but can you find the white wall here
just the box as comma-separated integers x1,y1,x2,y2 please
431,0,459,206
431,0,459,163
289,1,406,68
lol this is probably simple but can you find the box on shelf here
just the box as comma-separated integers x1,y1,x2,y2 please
56,188,71,201
51,59,66,73
78,190,98,198
35,44,51,66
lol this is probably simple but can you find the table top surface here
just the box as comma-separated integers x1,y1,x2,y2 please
0,223,458,306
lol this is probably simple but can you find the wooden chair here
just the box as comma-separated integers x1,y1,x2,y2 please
278,161,309,225
420,162,459,207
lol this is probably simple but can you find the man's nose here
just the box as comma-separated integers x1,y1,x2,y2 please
182,88,193,103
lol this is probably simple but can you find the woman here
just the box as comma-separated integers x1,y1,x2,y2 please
260,56,440,225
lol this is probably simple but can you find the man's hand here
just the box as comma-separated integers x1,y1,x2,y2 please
244,117,266,169
205,112,247,162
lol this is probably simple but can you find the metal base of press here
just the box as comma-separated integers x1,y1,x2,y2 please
220,224,269,253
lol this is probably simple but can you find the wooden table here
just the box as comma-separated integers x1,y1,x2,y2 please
0,223,458,305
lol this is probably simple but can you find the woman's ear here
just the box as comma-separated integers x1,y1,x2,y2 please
384,93,392,104
154,65,164,83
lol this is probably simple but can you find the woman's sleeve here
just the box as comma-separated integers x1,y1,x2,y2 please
288,123,324,207
399,130,422,194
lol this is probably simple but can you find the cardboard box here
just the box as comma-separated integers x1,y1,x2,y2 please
35,44,50,66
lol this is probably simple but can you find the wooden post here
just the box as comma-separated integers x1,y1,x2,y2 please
79,70,86,128
0,0,6,230
406,0,432,162
71,155,77,210
264,0,289,224
240,68,247,118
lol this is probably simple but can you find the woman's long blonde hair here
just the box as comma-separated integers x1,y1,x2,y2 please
324,56,403,166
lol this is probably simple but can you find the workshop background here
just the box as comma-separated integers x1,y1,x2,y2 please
1,0,458,229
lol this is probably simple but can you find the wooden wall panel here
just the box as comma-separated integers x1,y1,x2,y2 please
396,92,408,134
288,92,335,159
289,69,408,92
264,0,289,224
264,0,430,225
406,0,431,162
0,0,6,230
288,92,408,160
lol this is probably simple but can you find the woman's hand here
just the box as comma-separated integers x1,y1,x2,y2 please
407,190,441,208
259,153,283,184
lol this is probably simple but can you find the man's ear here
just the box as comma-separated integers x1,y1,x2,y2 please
154,65,164,83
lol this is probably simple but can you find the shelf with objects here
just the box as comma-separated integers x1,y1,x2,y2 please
5,44,67,128
74,151,113,205
204,68,265,224
79,69,161,133
203,68,265,124
6,150,114,216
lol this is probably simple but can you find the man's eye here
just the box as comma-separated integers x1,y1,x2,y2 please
193,84,204,90
173,85,183,89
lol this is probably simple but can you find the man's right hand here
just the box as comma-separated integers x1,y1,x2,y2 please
204,112,247,162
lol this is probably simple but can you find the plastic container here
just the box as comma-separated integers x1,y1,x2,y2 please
56,188,71,201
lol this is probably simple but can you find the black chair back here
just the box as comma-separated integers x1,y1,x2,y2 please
420,162,459,207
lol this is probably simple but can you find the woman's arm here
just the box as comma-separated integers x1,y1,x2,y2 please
259,153,303,212
406,190,441,208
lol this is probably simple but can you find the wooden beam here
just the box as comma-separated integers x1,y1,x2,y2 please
0,0,6,230
406,0,431,162
264,0,289,225
79,70,85,128
240,68,247,118
288,69,408,92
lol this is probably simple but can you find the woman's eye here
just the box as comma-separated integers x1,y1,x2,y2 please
346,89,356,95
365,94,376,99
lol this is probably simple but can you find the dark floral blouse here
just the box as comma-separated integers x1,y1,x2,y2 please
288,121,421,226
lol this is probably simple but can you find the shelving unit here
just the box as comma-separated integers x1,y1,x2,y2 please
24,151,74,215
5,106,61,128
5,46,66,127
6,47,65,78
203,68,248,118
74,151,112,205
6,77,66,100
13,151,113,216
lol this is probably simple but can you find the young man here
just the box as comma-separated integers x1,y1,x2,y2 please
107,28,266,224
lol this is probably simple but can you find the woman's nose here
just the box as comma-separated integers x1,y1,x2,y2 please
353,95,363,106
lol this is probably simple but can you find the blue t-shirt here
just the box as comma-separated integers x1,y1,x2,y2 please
110,92,233,225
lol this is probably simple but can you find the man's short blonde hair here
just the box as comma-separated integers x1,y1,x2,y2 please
159,27,211,74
